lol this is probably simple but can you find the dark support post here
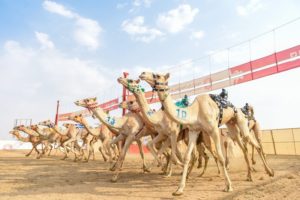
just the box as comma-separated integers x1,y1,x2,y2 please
122,72,129,116
270,130,277,155
55,100,60,125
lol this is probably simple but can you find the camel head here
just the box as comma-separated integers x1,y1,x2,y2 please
9,129,19,137
139,72,170,91
119,100,140,112
62,123,76,129
38,120,54,128
74,97,98,109
68,114,84,124
14,125,25,131
117,77,144,93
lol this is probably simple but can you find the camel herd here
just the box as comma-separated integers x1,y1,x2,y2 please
9,72,274,196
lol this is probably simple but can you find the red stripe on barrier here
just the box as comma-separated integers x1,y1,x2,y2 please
278,58,300,72
251,54,276,70
253,66,278,80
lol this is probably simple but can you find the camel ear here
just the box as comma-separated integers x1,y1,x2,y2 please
165,73,170,80
79,114,82,117
136,79,140,84
93,97,97,101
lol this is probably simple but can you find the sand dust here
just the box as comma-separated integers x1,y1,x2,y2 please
0,150,299,200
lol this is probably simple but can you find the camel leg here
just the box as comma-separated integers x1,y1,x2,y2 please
47,144,53,156
212,127,232,192
34,145,42,159
103,138,113,163
251,144,256,165
198,144,210,177
61,139,76,160
170,132,183,166
136,139,150,172
97,140,108,162
173,131,199,196
224,140,229,169
227,124,253,181
26,145,35,157
238,121,274,177
111,134,125,147
187,147,198,179
147,133,167,167
111,135,135,182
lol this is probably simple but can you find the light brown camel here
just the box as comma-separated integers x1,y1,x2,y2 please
223,104,267,170
118,77,221,177
69,114,119,162
61,122,88,161
118,77,184,167
119,95,221,179
139,72,274,195
10,128,43,158
30,124,55,156
75,97,152,182
38,120,83,161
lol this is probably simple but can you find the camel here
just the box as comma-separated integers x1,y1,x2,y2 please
74,97,152,182
38,120,84,161
10,127,43,159
30,124,55,156
61,123,88,161
139,72,274,195
223,104,266,169
68,114,119,162
117,77,184,167
118,94,221,178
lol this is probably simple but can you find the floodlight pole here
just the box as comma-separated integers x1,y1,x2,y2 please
55,100,60,125
122,72,129,116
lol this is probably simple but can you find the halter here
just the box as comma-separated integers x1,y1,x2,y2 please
127,80,145,93
152,74,169,92
86,102,99,112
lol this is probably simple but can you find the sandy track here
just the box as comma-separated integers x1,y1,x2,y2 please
0,150,299,200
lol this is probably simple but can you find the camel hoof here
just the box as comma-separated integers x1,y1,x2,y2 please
198,172,205,177
110,165,117,172
246,177,253,182
143,167,151,173
111,175,118,182
268,169,275,177
223,185,233,192
25,154,30,157
172,190,183,196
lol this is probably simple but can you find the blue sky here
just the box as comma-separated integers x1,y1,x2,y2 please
1,0,300,140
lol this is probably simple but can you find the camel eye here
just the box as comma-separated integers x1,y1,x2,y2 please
130,101,133,104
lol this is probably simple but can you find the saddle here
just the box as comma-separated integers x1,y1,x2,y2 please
241,107,256,126
209,94,237,127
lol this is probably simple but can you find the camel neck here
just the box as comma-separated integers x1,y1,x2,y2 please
81,118,99,136
91,107,124,130
134,91,160,125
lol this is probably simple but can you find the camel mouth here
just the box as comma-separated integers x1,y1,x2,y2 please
117,77,123,84
139,74,145,80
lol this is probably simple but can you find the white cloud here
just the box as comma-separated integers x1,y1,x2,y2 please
236,0,264,16
133,0,153,7
157,4,199,33
43,0,101,50
0,37,118,139
122,16,164,43
43,0,75,18
74,17,102,50
35,31,55,49
190,30,205,40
